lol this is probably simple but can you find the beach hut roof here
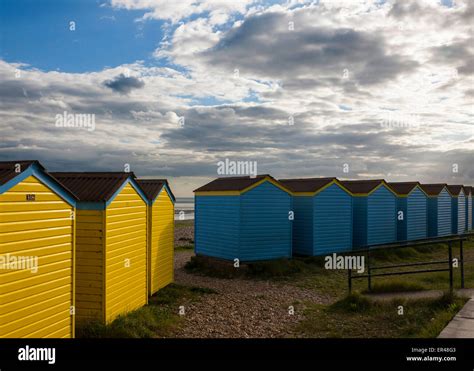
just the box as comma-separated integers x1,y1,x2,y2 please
387,182,423,196
0,160,78,204
0,160,42,185
194,174,290,194
51,172,138,202
278,177,337,193
419,183,448,196
446,185,464,196
136,179,175,203
338,179,389,195
462,185,472,195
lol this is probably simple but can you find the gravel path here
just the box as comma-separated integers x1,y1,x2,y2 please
173,251,332,338
175,224,194,247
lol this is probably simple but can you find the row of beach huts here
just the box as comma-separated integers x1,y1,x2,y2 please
0,160,175,338
194,175,473,262
1,161,473,339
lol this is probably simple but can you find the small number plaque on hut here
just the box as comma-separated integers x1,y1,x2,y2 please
26,194,36,201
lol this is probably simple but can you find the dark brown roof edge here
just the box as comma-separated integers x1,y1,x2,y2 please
387,181,421,195
446,184,464,196
419,183,448,196
193,174,289,193
50,172,134,202
136,178,175,202
278,177,336,193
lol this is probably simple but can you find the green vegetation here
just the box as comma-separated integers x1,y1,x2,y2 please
296,291,467,338
184,255,308,279
76,284,215,338
175,220,193,229
79,238,473,338
185,239,474,301
368,280,425,293
175,244,194,252
295,240,474,300
185,255,245,278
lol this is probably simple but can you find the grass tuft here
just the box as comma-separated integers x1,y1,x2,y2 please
76,284,214,338
367,280,425,294
296,291,467,338
185,255,308,279
330,292,372,312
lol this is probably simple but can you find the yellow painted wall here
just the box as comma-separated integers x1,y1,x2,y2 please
105,183,147,323
75,210,104,323
0,175,75,338
149,188,174,295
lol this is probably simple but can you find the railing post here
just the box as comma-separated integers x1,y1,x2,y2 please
367,249,372,292
460,239,464,289
348,268,352,294
448,241,453,293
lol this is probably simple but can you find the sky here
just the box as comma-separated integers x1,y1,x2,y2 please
0,0,472,196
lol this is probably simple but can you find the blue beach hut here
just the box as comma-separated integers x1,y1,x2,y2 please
447,185,466,235
463,186,472,232
388,182,428,242
420,184,452,238
278,177,352,256
194,175,293,262
339,180,397,248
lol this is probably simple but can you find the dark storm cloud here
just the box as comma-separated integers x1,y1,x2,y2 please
103,74,145,94
387,1,423,19
201,12,419,87
161,105,411,156
0,80,43,100
430,40,474,76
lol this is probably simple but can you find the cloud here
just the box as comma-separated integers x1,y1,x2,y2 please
201,11,419,86
103,74,145,94
110,0,255,25
0,1,473,195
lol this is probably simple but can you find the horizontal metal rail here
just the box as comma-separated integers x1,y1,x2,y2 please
354,236,469,253
369,260,448,271
347,235,471,293
350,268,450,279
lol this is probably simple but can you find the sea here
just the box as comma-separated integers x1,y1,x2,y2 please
175,197,194,220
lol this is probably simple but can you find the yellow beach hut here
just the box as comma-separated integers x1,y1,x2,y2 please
51,172,148,324
0,160,77,338
136,179,175,296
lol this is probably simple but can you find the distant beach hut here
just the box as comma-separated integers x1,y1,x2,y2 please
278,177,352,256
447,185,466,235
51,172,148,324
388,182,428,242
463,186,472,232
339,180,397,248
194,175,292,262
420,184,452,238
136,179,175,296
0,161,77,338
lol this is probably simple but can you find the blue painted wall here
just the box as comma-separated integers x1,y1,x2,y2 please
396,197,408,241
195,195,240,260
366,185,397,246
438,189,452,237
454,192,466,234
292,196,313,256
468,195,473,231
471,196,474,231
427,197,438,237
313,183,352,255
240,182,292,261
352,197,368,248
406,187,428,240
451,196,458,234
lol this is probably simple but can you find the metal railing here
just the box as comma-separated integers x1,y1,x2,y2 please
348,233,474,293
